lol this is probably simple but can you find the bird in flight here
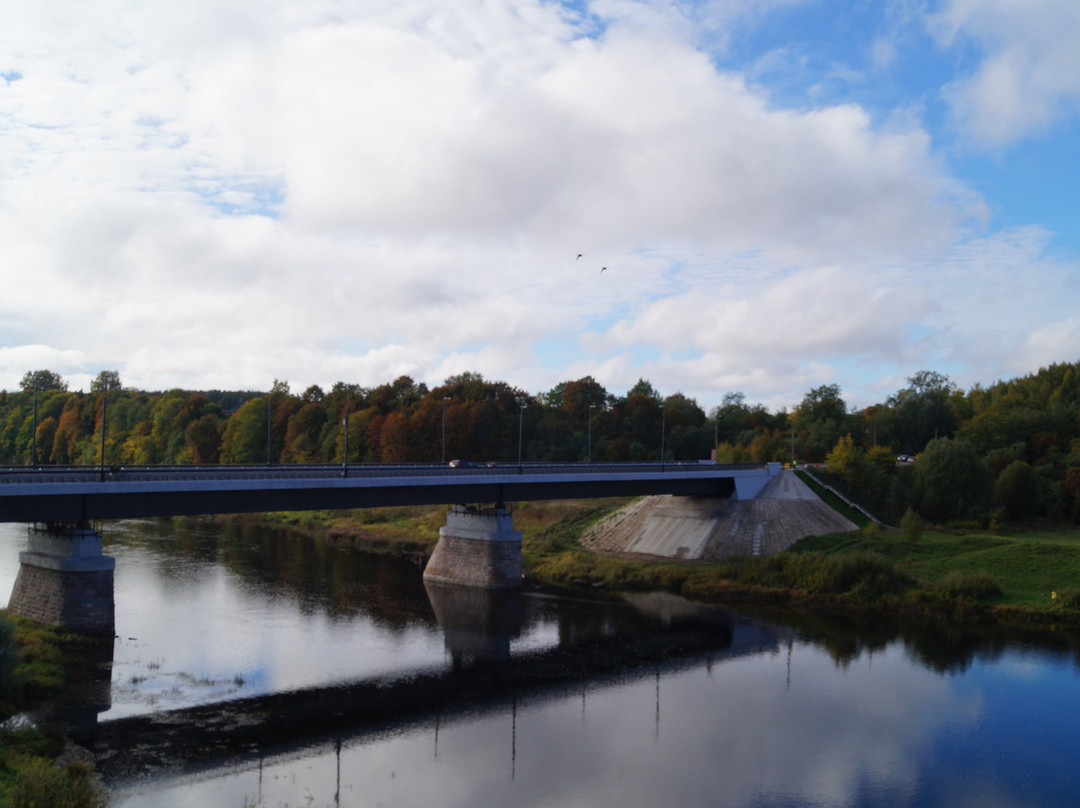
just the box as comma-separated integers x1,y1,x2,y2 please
600,267,608,273
576,254,584,261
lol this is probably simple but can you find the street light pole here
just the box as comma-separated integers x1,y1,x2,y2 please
442,397,449,464
659,404,666,470
518,403,526,472
266,390,272,466
31,387,37,467
588,404,596,463
99,378,109,480
342,389,350,478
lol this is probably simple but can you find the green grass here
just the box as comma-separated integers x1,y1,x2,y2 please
789,527,1080,609
0,614,109,808
795,471,870,528
245,497,1080,620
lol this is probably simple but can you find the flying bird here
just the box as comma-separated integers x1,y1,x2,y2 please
576,254,583,260
600,267,608,273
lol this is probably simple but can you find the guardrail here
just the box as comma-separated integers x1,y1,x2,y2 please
0,462,765,485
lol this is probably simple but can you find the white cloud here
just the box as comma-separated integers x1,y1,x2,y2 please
931,0,1080,146
0,0,1073,410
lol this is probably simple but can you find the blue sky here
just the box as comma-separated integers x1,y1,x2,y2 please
1,0,1078,413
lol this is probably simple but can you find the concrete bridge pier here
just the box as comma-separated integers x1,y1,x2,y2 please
7,522,115,635
423,505,523,589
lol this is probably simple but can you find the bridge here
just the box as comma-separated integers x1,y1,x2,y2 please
2,462,781,633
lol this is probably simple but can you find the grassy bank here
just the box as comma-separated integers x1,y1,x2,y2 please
245,498,1080,624
528,520,1080,623
0,613,108,808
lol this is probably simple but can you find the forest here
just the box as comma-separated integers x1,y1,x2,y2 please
3,361,1080,526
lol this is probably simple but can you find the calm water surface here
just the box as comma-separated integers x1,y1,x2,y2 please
2,518,1079,808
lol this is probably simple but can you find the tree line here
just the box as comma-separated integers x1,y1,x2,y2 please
3,362,1080,525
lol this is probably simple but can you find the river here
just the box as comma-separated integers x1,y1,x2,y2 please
2,517,1080,808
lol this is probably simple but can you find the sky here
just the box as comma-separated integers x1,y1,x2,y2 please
1,0,1078,413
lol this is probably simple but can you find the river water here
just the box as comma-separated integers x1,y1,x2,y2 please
2,518,1080,808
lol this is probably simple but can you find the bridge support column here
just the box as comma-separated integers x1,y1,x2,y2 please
7,522,115,635
423,505,522,589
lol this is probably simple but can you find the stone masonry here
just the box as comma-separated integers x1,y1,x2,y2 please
7,523,116,634
423,505,523,589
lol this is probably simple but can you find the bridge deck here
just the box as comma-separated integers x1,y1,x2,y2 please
0,463,770,523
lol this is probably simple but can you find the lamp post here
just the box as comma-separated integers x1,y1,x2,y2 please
588,404,596,464
342,389,350,478
518,403,526,472
31,386,38,467
659,404,666,469
266,390,272,466
98,377,109,480
442,397,450,465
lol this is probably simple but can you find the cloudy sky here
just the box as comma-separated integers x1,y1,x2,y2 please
2,0,1078,411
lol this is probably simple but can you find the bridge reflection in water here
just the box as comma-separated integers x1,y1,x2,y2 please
84,583,780,788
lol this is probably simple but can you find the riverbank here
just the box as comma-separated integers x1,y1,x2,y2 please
230,497,1080,626
0,614,109,807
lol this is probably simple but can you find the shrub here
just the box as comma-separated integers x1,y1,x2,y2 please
1055,587,1080,609
899,507,924,542
934,571,1002,601
5,758,108,808
805,552,910,599
0,614,16,698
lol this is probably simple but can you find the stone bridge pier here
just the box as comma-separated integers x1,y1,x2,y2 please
7,522,115,635
423,505,523,589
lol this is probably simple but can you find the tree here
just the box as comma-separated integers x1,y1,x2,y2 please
627,378,660,400
794,384,846,426
792,384,847,462
19,369,67,392
220,397,269,463
91,370,121,393
888,371,961,454
825,434,861,487
185,415,223,464
995,460,1040,519
913,438,992,523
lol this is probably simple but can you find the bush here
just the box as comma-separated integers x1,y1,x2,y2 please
1055,587,1080,609
803,552,911,599
899,507,924,542
0,614,16,698
934,571,1003,601
4,758,108,808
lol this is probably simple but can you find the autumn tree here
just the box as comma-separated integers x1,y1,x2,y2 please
185,415,223,464
220,397,269,464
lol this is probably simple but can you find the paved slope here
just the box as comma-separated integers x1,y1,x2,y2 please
580,470,856,560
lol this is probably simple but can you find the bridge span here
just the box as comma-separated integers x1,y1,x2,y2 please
0,462,775,523
2,462,781,634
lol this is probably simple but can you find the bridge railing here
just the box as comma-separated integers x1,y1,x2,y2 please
0,461,765,485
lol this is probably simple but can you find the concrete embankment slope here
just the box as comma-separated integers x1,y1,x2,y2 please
580,469,856,560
